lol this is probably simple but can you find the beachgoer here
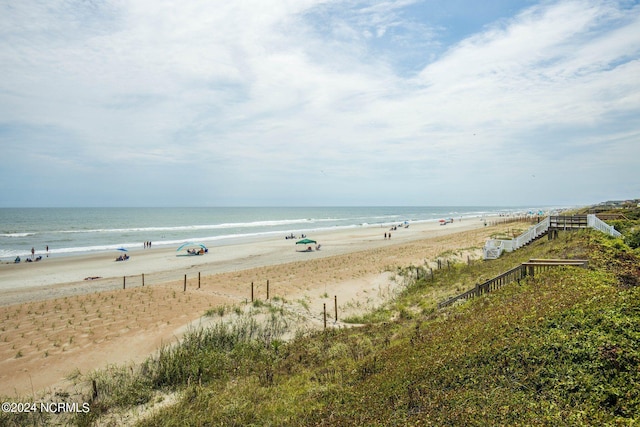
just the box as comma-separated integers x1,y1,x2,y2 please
384,232,387,239
46,245,49,257
31,247,35,259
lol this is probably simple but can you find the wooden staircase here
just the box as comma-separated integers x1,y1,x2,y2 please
483,214,621,260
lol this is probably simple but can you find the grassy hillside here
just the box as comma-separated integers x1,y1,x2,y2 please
6,214,631,426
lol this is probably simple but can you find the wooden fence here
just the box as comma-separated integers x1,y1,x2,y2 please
437,259,588,309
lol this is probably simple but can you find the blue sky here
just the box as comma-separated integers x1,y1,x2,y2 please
1,0,639,207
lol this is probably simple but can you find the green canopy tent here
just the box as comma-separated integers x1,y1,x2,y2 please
296,238,316,245
296,238,317,252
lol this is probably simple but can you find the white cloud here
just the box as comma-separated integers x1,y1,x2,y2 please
0,0,639,206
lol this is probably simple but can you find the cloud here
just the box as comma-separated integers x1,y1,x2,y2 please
0,0,639,206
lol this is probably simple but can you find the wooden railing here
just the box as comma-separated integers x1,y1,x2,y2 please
587,215,622,238
595,213,628,221
483,217,549,259
437,259,588,309
549,215,588,229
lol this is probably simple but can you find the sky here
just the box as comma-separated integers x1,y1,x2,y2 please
1,0,639,207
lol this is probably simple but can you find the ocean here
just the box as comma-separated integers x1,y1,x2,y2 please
0,206,553,260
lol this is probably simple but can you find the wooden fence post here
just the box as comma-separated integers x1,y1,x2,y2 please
334,295,338,322
267,279,270,300
198,272,201,289
142,273,144,287
184,274,187,292
251,282,254,302
323,303,327,329
123,276,126,290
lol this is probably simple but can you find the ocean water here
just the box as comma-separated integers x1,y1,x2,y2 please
0,206,551,260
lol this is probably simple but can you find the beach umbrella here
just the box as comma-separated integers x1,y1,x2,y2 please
117,247,128,252
296,238,317,245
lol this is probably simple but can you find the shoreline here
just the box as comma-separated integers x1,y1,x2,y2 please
0,207,544,261
0,216,495,305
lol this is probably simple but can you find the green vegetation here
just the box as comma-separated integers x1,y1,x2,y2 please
610,216,640,250
3,210,639,426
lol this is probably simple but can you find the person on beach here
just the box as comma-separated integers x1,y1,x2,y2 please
46,245,49,257
31,247,35,259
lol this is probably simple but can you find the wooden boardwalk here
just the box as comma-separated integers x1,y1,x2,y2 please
483,214,620,259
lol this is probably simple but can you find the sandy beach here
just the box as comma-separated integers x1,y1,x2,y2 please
0,217,517,397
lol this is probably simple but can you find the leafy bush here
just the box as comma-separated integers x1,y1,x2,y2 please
626,229,640,249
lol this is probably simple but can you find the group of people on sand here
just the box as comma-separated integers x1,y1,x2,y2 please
14,255,43,263
14,245,49,263
115,254,130,261
187,248,207,255
285,233,307,240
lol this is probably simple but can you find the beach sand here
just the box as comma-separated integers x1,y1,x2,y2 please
0,217,519,397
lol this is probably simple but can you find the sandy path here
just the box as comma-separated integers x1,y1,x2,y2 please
0,217,522,396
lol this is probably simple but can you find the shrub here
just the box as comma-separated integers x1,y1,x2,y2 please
626,229,640,249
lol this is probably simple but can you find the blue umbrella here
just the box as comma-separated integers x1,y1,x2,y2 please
117,248,128,252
